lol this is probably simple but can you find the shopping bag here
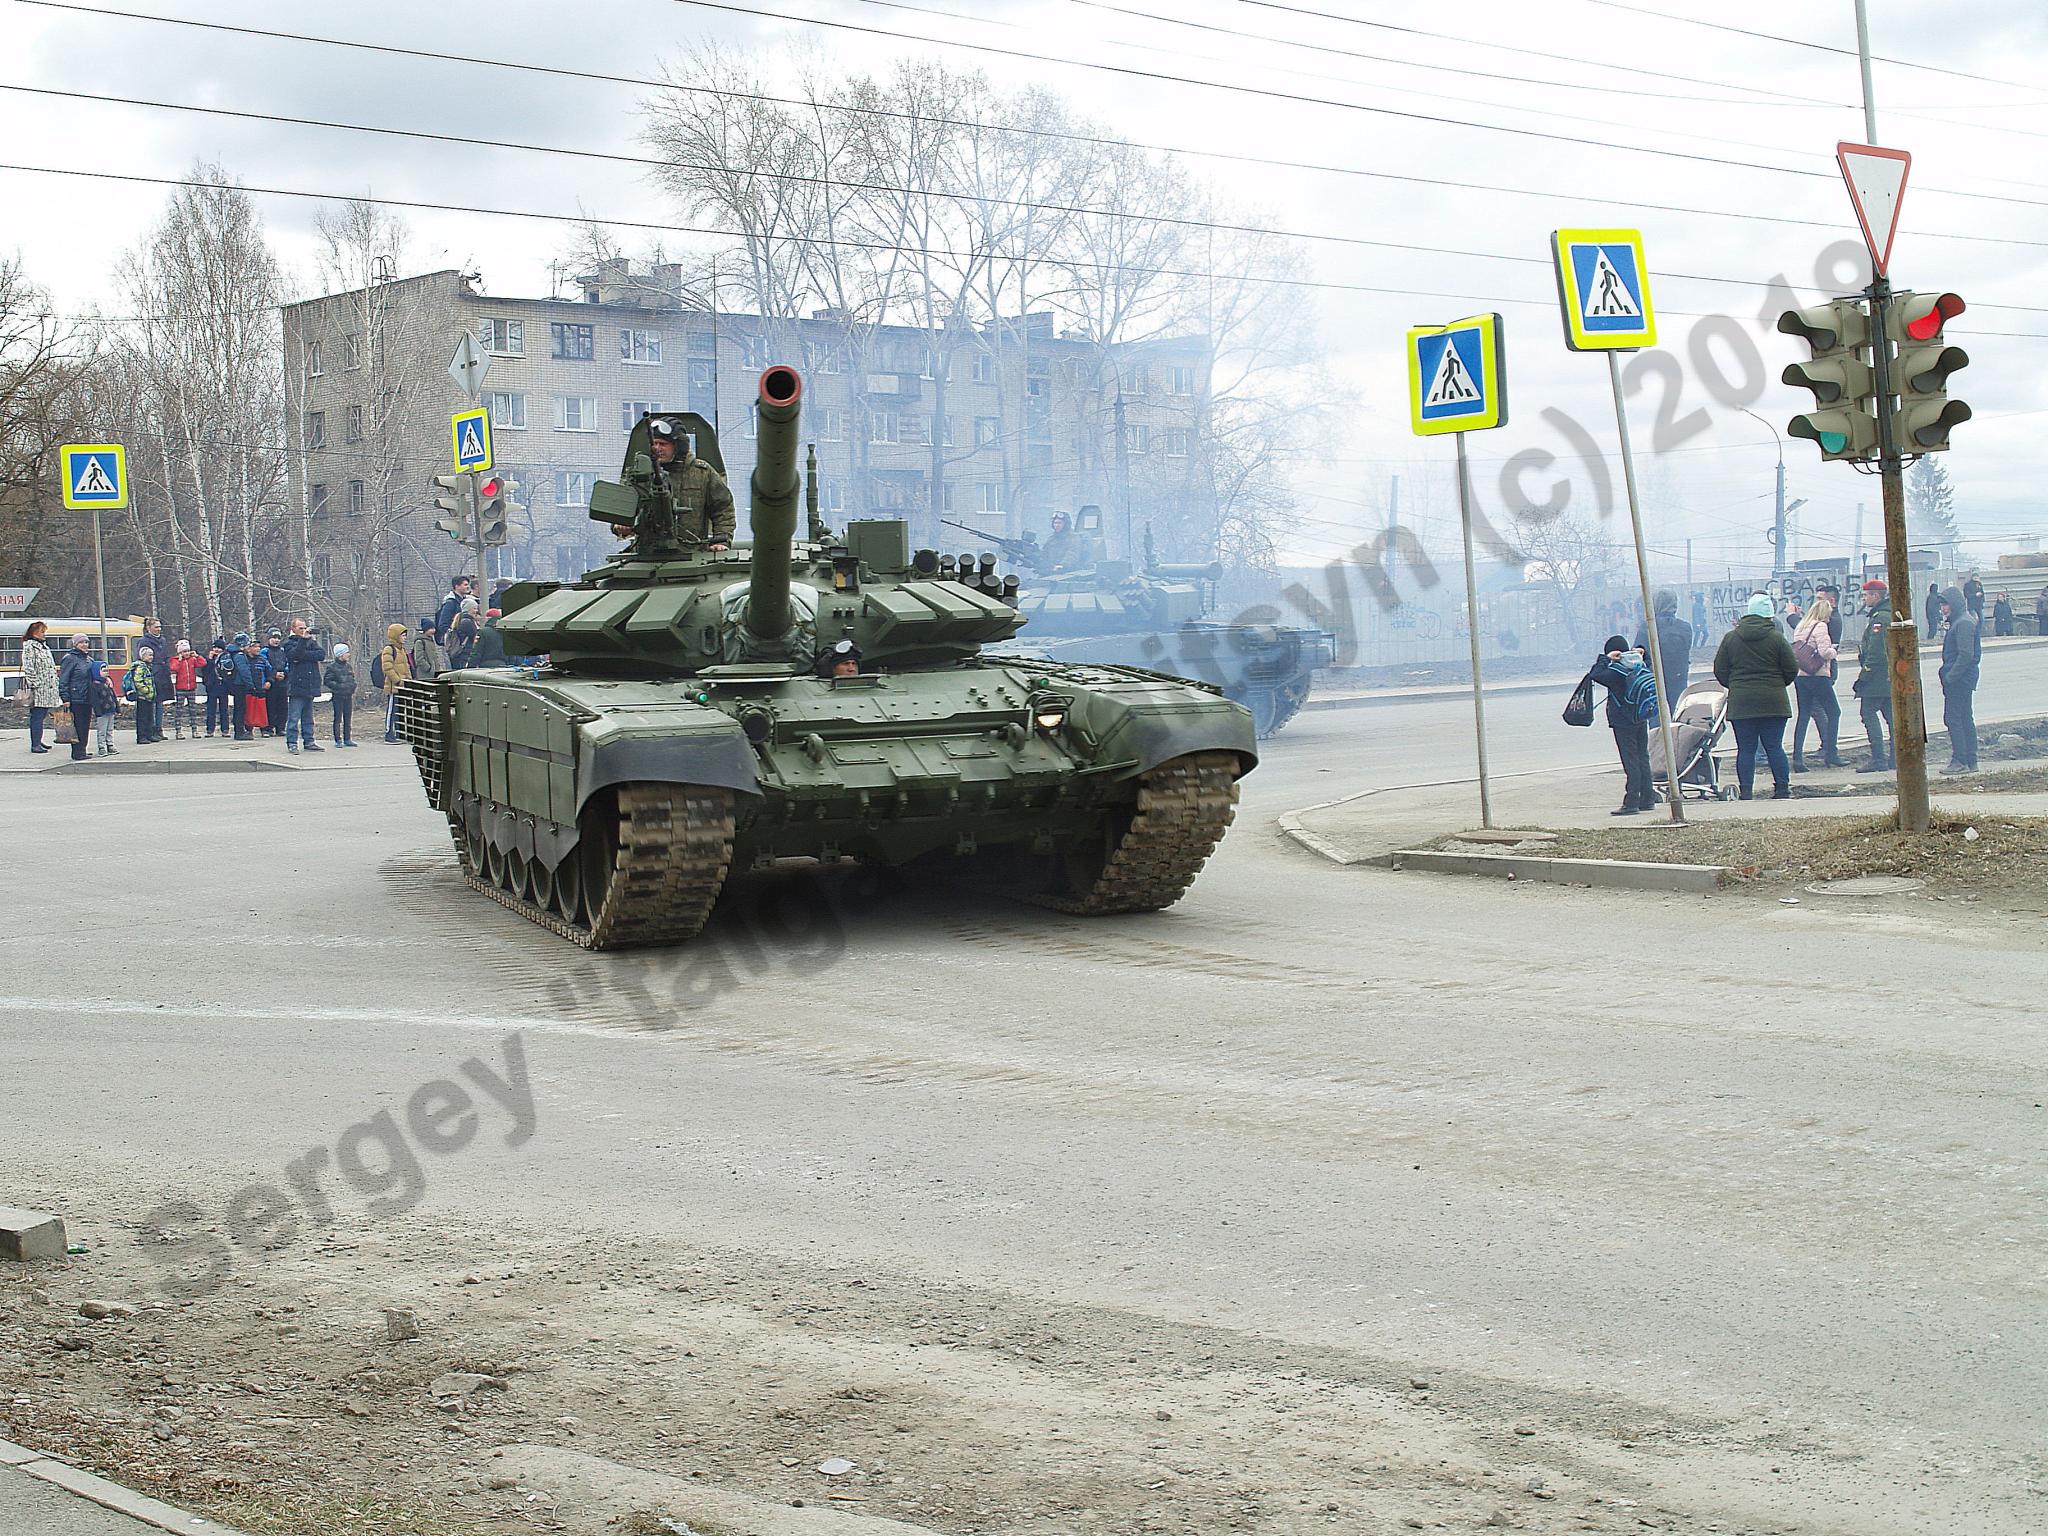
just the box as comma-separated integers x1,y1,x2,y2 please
1561,670,1597,728
246,695,269,728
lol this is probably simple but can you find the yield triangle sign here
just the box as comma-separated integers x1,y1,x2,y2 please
1837,142,1911,278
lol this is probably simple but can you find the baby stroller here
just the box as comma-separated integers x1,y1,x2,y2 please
1653,679,1739,802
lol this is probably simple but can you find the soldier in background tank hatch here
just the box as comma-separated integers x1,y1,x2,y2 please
1040,514,1089,573
641,417,735,554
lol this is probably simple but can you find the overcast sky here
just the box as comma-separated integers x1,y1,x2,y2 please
7,0,2045,579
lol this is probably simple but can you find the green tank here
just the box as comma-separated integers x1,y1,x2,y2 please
396,367,1257,949
954,512,1335,738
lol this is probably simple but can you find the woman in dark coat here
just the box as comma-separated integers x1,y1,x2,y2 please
1712,594,1799,799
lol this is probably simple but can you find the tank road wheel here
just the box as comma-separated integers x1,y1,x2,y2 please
457,784,735,949
1036,751,1241,915
506,848,534,904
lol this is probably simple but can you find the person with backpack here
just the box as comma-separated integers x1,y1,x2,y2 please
204,640,234,736
323,643,359,748
377,622,412,742
1789,596,1841,773
58,633,98,762
125,645,158,746
1713,594,1799,800
411,618,448,682
1589,634,1658,816
230,633,268,741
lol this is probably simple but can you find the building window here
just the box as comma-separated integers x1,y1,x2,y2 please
939,415,956,448
559,471,594,507
1127,362,1151,392
940,481,957,514
822,481,846,515
348,479,367,516
306,340,323,377
486,391,527,430
904,413,931,447
309,483,327,517
973,416,999,447
874,479,908,510
620,328,662,365
550,322,593,361
344,404,363,443
804,339,845,375
741,333,769,367
304,410,325,450
869,409,897,445
817,407,845,442
313,552,332,587
1124,423,1152,455
1168,364,1197,396
689,328,717,356
343,333,362,370
622,399,663,433
554,544,585,579
971,352,995,385
555,396,597,432
478,318,524,356
688,358,716,414
1164,428,1191,458
977,483,1002,514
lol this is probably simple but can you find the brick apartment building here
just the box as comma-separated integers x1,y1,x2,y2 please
282,261,1213,628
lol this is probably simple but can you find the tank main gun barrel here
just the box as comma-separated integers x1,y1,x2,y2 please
1151,560,1226,582
745,366,804,649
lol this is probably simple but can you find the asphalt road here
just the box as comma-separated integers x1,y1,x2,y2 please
3,648,2046,1534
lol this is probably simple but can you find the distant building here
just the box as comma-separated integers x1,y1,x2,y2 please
282,262,1213,628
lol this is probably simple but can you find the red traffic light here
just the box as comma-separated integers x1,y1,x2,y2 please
1900,292,1964,341
478,476,501,498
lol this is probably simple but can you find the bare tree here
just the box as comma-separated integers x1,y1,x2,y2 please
1509,509,1622,649
0,259,100,608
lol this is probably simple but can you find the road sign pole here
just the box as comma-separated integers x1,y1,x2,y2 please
468,469,488,623
1853,0,1879,142
1452,430,1494,830
1866,279,1931,833
1606,352,1685,824
89,505,109,660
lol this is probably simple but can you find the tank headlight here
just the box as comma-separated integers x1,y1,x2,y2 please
1032,696,1071,732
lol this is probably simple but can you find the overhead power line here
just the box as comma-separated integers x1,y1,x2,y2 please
673,0,2048,206
1575,1,2048,93
18,2,2048,251
22,82,2048,320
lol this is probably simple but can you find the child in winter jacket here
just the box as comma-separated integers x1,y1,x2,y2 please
323,646,359,747
1589,635,1658,815
167,639,206,739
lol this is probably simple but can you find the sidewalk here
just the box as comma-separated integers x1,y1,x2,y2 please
1283,759,2048,873
0,1441,251,1536
0,731,413,776
1304,631,2048,712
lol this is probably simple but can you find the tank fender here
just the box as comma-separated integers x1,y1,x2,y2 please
575,717,762,810
1062,687,1259,781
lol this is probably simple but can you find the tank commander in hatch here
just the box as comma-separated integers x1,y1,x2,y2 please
641,417,736,553
1040,510,1083,572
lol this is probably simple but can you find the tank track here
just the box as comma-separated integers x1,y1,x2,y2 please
1036,751,1241,915
450,784,736,950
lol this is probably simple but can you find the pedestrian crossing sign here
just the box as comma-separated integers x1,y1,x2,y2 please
1407,313,1506,436
452,407,493,473
59,443,129,509
1551,228,1657,351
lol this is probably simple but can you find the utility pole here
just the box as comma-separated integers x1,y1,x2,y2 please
1741,407,1788,582
1386,473,1400,572
1852,1,1931,833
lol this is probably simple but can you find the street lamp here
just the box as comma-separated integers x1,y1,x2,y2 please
1741,407,1794,579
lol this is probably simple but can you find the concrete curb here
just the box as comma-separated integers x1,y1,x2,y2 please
1387,847,1728,893
1275,763,1613,868
0,1439,254,1535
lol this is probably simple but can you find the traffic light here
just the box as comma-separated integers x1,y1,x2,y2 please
476,475,508,546
1778,299,1879,462
431,473,473,542
1887,290,1971,453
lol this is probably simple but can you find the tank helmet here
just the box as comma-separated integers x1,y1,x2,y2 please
647,417,677,442
814,638,860,677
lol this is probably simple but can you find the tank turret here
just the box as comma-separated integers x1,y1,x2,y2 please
399,366,1258,950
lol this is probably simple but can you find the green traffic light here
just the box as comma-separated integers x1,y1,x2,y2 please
1818,430,1847,453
